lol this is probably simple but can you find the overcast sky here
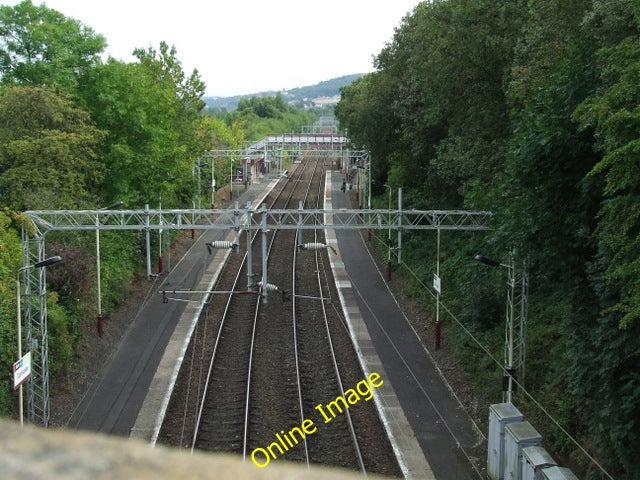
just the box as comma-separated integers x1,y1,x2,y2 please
4,0,421,97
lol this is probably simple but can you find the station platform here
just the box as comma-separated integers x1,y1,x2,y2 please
68,178,277,437
326,171,483,479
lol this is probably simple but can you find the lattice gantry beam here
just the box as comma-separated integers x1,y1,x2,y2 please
23,207,493,235
21,204,491,426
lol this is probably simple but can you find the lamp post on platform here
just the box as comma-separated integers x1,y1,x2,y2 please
194,161,207,210
384,184,392,281
229,158,234,200
356,158,372,210
475,253,527,403
158,178,176,275
434,227,442,350
356,162,369,209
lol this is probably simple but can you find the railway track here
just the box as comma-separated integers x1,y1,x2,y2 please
158,155,402,477
190,153,317,457
244,152,324,466
291,158,365,470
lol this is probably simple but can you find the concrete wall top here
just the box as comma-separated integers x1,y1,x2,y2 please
0,420,392,480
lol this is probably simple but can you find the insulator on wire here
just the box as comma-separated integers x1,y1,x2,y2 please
257,282,290,301
298,242,337,255
257,281,280,292
206,241,238,254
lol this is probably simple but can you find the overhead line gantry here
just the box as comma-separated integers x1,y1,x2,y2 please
19,203,491,426
24,206,492,235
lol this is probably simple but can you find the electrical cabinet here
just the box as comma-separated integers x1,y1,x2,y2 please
522,445,556,480
541,466,579,480
488,403,524,480
504,421,543,480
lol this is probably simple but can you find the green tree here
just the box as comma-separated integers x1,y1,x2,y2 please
206,115,244,149
0,0,105,94
80,58,172,205
338,0,525,206
569,3,640,475
501,0,599,289
133,42,206,147
0,85,105,210
574,21,640,330
236,94,288,119
0,211,21,416
497,17,605,467
226,93,314,142
80,44,207,207
335,72,399,189
336,0,640,476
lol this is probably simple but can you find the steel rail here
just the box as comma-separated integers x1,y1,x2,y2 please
289,154,326,467
240,150,317,460
242,292,261,459
190,246,250,451
191,160,296,450
191,151,318,456
308,170,367,474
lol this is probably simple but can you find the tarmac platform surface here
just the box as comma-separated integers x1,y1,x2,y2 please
327,172,483,479
67,181,275,435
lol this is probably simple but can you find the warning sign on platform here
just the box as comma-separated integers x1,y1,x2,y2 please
13,351,31,390
433,274,441,294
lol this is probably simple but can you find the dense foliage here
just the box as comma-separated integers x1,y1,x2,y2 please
0,85,106,210
0,1,264,418
336,1,640,478
0,0,105,92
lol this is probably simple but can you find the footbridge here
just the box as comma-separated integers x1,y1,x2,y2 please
199,134,364,206
245,133,349,152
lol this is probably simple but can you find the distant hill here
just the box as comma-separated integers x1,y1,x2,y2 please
204,73,366,111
